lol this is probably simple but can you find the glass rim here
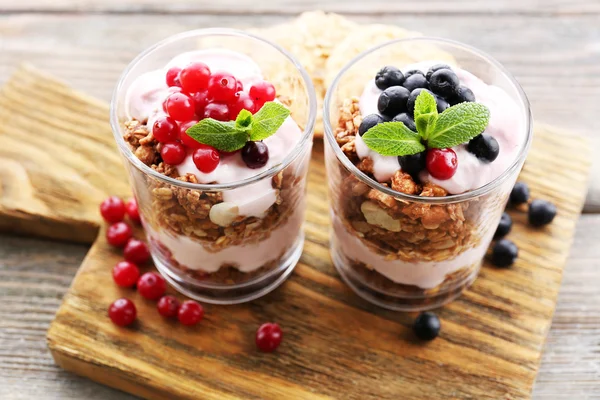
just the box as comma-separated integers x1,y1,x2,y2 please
323,36,533,204
110,28,317,191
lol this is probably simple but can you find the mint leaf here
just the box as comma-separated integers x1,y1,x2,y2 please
186,119,248,152
415,113,438,139
235,109,253,131
413,90,439,140
427,102,490,149
249,102,290,141
362,122,426,156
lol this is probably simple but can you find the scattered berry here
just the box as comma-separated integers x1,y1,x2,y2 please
407,88,434,116
137,272,166,300
112,261,140,288
164,93,196,121
402,73,428,92
528,199,557,227
494,212,512,239
428,69,460,98
203,102,230,121
375,66,405,90
426,148,458,180
398,151,426,178
157,295,180,318
179,120,201,148
358,113,387,136
192,144,220,173
451,85,476,104
229,91,256,118
165,67,182,87
123,238,151,264
392,113,416,131
100,196,126,223
249,81,276,106
255,322,282,352
241,141,269,169
467,134,500,163
191,91,209,117
425,64,451,81
125,198,141,224
106,222,133,247
510,182,530,205
160,142,187,165
377,86,411,117
179,62,211,94
207,72,238,103
413,312,440,341
178,300,204,326
491,239,518,267
108,298,137,327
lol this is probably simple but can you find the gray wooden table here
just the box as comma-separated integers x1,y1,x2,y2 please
0,1,599,399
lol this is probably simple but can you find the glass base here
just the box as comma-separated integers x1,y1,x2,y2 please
153,233,304,305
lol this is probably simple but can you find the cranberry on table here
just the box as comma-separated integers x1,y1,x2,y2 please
255,322,282,352
100,196,126,223
179,62,211,94
152,116,179,143
178,300,204,326
137,272,167,300
241,141,269,169
413,312,441,341
157,295,181,318
207,72,238,103
106,222,133,247
203,102,230,121
165,67,182,87
229,91,256,119
108,298,137,327
160,142,187,165
192,144,220,173
112,261,140,288
125,198,141,224
425,148,458,180
191,91,209,117
123,238,151,264
249,81,276,107
164,92,196,121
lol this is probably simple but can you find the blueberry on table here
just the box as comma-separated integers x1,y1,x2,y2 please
491,239,518,267
375,66,405,90
435,96,450,113
392,113,416,131
359,113,387,136
451,85,476,104
510,182,530,205
402,73,429,92
377,86,411,117
398,151,426,178
407,88,435,115
426,63,451,80
428,69,460,98
404,69,424,79
413,312,441,341
494,212,512,239
467,134,500,162
528,199,557,227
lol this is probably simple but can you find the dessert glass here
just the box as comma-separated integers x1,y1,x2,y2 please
111,29,316,304
323,38,532,311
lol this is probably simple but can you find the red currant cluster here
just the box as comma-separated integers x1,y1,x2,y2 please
154,62,277,173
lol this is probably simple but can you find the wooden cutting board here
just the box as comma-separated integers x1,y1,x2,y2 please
0,66,591,399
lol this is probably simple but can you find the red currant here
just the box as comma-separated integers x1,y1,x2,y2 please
177,300,204,326
192,145,220,173
108,298,137,327
255,322,282,352
157,295,180,318
112,261,140,288
106,222,133,247
100,196,126,223
123,238,151,264
160,142,187,165
249,81,276,107
179,62,211,94
179,121,202,149
207,72,238,103
191,91,209,117
164,93,196,121
426,148,458,180
166,67,182,87
152,116,179,143
229,91,256,119
203,103,230,121
125,198,141,224
137,272,166,300
235,80,244,92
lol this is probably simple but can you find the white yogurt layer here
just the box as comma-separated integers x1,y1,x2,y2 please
356,61,525,194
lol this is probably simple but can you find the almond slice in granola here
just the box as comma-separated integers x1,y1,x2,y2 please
360,200,402,232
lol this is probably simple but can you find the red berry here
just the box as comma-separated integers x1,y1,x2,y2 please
426,148,458,180
152,116,179,143
112,261,140,288
166,67,182,87
249,81,276,107
125,198,141,224
100,196,126,223
191,91,209,117
160,142,187,165
229,91,256,119
137,272,166,300
108,298,137,326
235,80,244,92
123,238,151,264
177,300,204,326
207,72,238,103
192,145,220,173
203,103,230,121
164,93,196,121
179,62,211,94
179,120,202,149
255,322,282,352
157,295,180,318
106,222,133,247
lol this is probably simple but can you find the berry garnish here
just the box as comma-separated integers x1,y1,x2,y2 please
152,116,180,143
160,142,187,165
191,91,209,117
241,141,269,169
164,93,196,121
179,120,202,148
467,134,499,163
375,66,405,90
435,95,450,113
100,196,126,223
123,239,151,264
404,70,425,79
494,212,512,239
179,62,211,94
510,182,530,205
426,148,458,180
192,144,220,173
392,113,416,132
125,198,141,224
235,80,244,92
491,239,518,267
398,151,426,178
255,322,282,352
203,103,230,121
428,69,459,98
112,261,140,288
249,81,276,106
178,300,204,326
406,88,434,116
402,73,428,92
137,272,166,300
108,298,137,327
229,91,256,119
425,64,451,81
165,67,182,87
413,312,440,341
451,85,476,104
157,295,180,318
528,199,557,227
377,86,410,118
358,114,387,136
106,222,133,247
207,72,238,103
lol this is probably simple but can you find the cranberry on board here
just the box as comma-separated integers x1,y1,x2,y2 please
125,198,141,224
157,295,180,318
229,91,256,119
192,145,220,173
249,81,276,106
203,103,230,121
152,116,179,143
164,92,196,121
165,67,182,87
106,222,133,247
160,142,187,165
108,298,137,327
426,148,458,180
123,238,151,264
178,300,204,326
255,322,282,352
207,72,238,103
179,62,211,94
100,196,126,223
137,272,167,300
112,261,140,288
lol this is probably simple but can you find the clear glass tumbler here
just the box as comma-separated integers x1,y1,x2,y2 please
111,29,316,304
323,38,532,311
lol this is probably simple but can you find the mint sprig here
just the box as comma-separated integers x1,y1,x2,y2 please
362,122,425,156
186,102,290,151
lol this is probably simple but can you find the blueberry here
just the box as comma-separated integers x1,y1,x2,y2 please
377,86,411,118
407,88,434,115
426,64,451,81
398,151,426,178
436,96,450,113
375,66,405,90
358,113,387,136
510,182,530,205
494,212,512,239
402,73,429,92
528,199,557,227
241,141,269,169
404,70,424,79
428,69,460,98
451,85,476,104
467,134,500,163
491,239,518,268
392,113,416,131
413,312,440,341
